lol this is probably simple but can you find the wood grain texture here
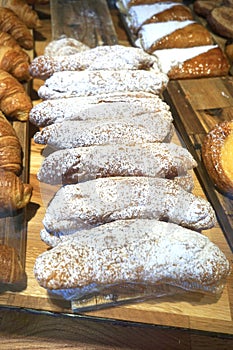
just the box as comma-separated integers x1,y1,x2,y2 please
0,2,233,348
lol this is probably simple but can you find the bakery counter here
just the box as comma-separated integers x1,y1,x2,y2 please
0,1,233,349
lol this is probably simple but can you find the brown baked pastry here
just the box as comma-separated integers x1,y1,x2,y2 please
222,0,233,7
225,40,233,62
0,112,22,174
154,45,230,79
0,46,31,81
0,7,33,49
2,0,41,28
138,21,213,53
202,120,233,197
0,169,32,213
0,244,24,283
34,219,230,299
193,1,222,18
0,31,21,49
0,70,32,121
207,6,233,39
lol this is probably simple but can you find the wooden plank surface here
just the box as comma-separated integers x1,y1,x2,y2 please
0,1,232,341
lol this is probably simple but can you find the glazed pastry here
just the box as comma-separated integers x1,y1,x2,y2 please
37,142,196,185
0,70,32,121
137,20,213,53
29,45,159,80
0,8,33,49
207,6,233,39
0,244,24,283
42,177,216,235
29,93,171,127
0,46,31,81
0,111,22,174
153,45,230,79
34,219,230,300
2,0,41,28
202,120,233,197
44,36,90,57
126,3,193,33
0,169,32,213
33,114,174,149
38,70,169,99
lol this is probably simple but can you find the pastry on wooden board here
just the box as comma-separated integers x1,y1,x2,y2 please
34,219,230,300
0,244,24,284
202,120,233,197
0,46,31,81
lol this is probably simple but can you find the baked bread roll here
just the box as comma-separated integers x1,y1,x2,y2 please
44,36,90,57
202,120,233,197
126,3,193,33
193,1,222,18
29,93,171,127
0,46,31,81
33,114,174,149
0,7,33,50
30,45,159,80
43,177,216,236
0,170,32,213
0,70,32,121
207,7,233,39
38,70,169,100
37,143,197,185
153,45,230,79
0,244,24,283
34,219,230,300
0,112,22,174
137,20,213,53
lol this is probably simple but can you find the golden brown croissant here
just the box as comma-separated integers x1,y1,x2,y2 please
0,7,33,49
0,169,32,213
2,0,41,29
0,70,32,121
0,244,24,283
0,112,22,174
0,46,31,81
0,31,21,49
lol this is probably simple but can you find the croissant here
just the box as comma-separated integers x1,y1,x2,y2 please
0,7,33,49
2,0,41,29
0,112,22,174
0,46,31,81
0,70,32,120
0,244,24,283
0,169,32,213
0,31,21,49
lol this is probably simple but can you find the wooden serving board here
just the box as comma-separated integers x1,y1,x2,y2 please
0,0,232,337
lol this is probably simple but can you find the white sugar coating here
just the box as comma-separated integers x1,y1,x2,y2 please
153,45,218,74
127,3,178,30
33,114,174,149
138,20,195,51
29,93,170,127
34,219,230,293
42,177,216,235
38,70,169,100
44,36,90,57
37,142,197,185
30,45,159,79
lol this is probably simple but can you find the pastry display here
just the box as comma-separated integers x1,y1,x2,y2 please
34,219,230,300
202,120,233,197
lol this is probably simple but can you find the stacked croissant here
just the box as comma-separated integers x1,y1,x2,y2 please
28,37,231,303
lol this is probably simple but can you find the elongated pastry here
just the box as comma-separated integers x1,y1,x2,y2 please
37,143,196,185
44,36,90,57
126,3,193,33
0,112,22,174
153,45,230,79
137,20,213,53
2,0,41,28
0,8,33,49
43,177,216,235
30,45,159,80
0,244,24,283
29,93,171,127
0,170,32,213
0,70,32,120
0,46,31,81
33,114,174,149
34,219,230,301
38,70,169,100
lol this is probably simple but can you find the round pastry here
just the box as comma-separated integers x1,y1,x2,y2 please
207,6,233,39
202,120,233,196
193,0,222,18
